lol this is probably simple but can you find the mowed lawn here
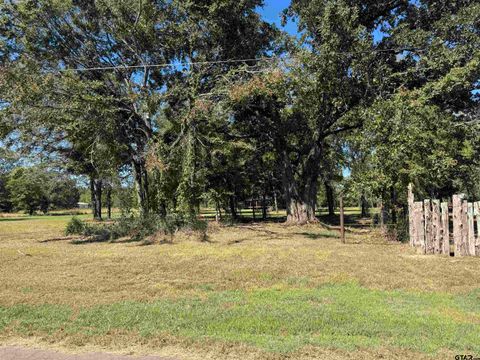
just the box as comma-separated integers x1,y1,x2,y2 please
0,213,480,360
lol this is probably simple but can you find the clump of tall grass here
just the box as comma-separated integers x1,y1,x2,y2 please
65,214,208,242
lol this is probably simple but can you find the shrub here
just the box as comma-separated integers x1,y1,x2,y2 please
117,188,136,217
64,213,208,243
65,217,85,235
386,215,409,243
81,223,112,241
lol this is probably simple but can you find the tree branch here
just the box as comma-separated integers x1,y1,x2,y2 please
323,123,363,137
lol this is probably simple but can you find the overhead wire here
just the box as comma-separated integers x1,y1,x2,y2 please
37,47,425,73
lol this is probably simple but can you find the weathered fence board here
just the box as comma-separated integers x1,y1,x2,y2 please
452,195,462,256
408,184,415,247
424,200,433,254
475,202,480,256
441,202,449,255
467,202,475,256
408,187,479,257
432,200,441,254
413,201,425,253
461,200,468,256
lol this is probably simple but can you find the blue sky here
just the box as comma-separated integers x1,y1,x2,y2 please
259,0,298,35
258,0,386,42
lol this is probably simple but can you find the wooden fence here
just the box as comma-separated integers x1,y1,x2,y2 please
408,185,480,256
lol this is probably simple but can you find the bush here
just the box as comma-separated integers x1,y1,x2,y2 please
82,223,112,241
64,213,208,242
386,216,409,243
65,217,85,235
117,188,136,217
123,213,208,242
372,213,410,243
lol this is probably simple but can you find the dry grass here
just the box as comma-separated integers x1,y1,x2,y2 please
1,336,447,360
1,218,479,307
1,215,479,359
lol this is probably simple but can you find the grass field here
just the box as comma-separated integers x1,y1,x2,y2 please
0,211,479,359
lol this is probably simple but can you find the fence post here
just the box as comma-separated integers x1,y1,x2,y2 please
453,195,462,256
414,201,425,253
432,200,441,254
467,202,475,256
475,202,480,256
461,199,469,256
408,184,415,246
441,202,450,255
424,199,433,254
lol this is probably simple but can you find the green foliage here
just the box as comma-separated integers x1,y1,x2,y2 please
49,178,81,209
4,167,80,214
6,167,50,215
1,283,480,354
350,96,464,201
343,0,480,217
64,217,85,236
0,173,12,212
64,214,208,243
385,215,410,243
0,0,277,219
116,186,137,217
1,0,479,227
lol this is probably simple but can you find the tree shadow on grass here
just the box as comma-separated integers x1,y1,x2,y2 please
318,213,371,229
0,217,33,222
227,237,257,245
69,233,211,246
294,231,339,240
70,235,149,245
206,215,287,225
70,236,111,245
137,239,174,246
40,236,79,243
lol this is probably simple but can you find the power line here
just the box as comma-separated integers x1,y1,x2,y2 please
49,47,424,73
59,57,278,72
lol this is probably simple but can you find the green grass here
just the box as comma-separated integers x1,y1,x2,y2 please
1,283,479,354
0,206,357,223
0,214,89,222
1,210,479,358
0,213,119,222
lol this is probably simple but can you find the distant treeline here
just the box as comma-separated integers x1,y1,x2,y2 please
0,166,80,214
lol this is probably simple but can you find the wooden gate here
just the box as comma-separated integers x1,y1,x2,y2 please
408,185,480,256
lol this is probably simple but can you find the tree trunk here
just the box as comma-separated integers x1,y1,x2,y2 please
96,180,103,220
215,201,221,222
90,178,96,218
106,184,112,220
340,195,345,243
282,150,319,225
284,174,318,224
360,194,369,217
390,186,397,224
133,160,149,216
379,200,386,227
229,195,237,220
262,193,267,220
325,181,335,216
159,202,167,218
90,177,102,220
252,200,256,221
286,198,317,224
